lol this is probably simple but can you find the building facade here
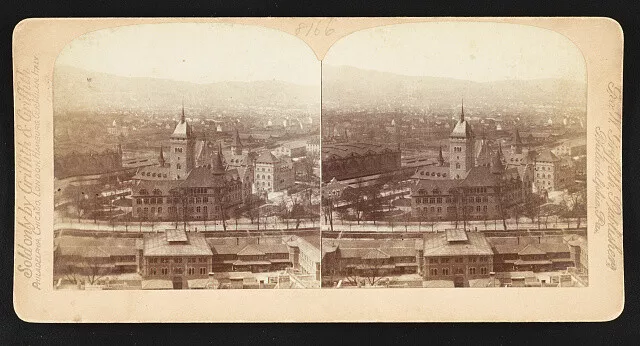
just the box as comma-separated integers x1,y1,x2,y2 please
142,230,213,289
534,150,575,192
410,104,530,221
131,109,248,221
422,230,494,287
321,142,402,184
254,151,295,193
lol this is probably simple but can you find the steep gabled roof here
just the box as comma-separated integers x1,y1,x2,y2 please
256,151,280,164
459,166,501,188
536,150,560,162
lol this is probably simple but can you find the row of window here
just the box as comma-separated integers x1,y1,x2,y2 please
147,267,208,276
148,257,208,264
141,172,169,178
419,171,448,178
137,205,224,215
417,205,489,214
136,196,211,205
429,256,489,264
415,196,489,204
429,267,488,276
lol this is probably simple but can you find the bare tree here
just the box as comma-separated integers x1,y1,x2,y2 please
278,198,290,229
229,207,241,230
343,187,365,225
83,256,109,285
322,196,335,231
336,207,349,226
565,184,587,228
354,260,386,286
54,255,80,285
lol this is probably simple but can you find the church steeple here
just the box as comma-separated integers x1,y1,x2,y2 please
460,98,464,122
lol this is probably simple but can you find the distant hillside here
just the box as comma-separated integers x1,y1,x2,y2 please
54,65,319,115
322,65,587,109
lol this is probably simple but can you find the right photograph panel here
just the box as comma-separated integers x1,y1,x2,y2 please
321,22,588,289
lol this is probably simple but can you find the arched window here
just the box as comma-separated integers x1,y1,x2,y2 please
139,189,149,195
177,163,181,170
153,189,162,195
456,163,461,169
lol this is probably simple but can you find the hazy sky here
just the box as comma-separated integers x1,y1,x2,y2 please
324,22,586,83
56,23,320,86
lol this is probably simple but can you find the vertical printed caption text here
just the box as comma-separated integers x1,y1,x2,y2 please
15,56,42,290
592,82,622,271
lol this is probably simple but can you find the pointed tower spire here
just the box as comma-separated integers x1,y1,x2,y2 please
232,128,243,155
180,99,185,123
491,148,505,174
460,98,465,122
158,145,165,167
211,142,225,175
514,128,523,154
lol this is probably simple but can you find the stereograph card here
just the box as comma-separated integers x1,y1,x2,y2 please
13,17,623,322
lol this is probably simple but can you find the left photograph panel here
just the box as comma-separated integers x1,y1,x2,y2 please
52,23,321,290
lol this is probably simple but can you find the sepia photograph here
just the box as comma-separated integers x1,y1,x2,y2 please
13,17,622,322
321,22,588,289
52,23,321,290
